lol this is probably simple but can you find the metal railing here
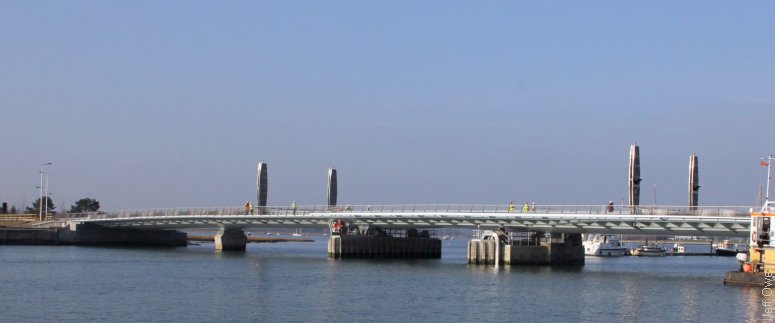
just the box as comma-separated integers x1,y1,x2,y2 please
53,204,755,222
0,214,40,222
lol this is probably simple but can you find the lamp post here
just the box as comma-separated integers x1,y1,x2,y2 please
38,162,52,221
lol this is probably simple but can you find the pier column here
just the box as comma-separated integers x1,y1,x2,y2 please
215,228,247,251
629,144,641,214
256,162,268,214
689,154,699,211
328,168,337,208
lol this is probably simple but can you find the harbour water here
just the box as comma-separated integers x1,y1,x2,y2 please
0,237,767,322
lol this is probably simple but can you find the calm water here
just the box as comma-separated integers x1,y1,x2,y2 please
0,237,768,322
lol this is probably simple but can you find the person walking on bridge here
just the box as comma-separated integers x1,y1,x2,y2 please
244,201,251,215
606,201,614,213
248,201,254,215
508,201,515,213
522,202,529,213
291,201,297,215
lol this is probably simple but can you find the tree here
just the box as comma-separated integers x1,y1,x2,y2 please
69,198,100,213
25,197,56,216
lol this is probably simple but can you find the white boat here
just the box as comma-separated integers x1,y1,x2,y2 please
671,243,686,254
292,229,303,237
583,234,628,256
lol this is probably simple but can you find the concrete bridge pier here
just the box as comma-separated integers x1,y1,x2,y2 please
215,228,247,251
504,232,584,266
469,231,584,266
327,225,441,259
467,229,505,266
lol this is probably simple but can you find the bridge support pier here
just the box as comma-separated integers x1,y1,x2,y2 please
469,232,584,266
327,235,441,258
505,233,584,266
467,231,503,266
215,228,247,251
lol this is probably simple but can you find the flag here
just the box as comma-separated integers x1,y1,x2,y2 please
762,160,770,167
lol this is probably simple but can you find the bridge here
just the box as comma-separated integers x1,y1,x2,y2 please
56,204,751,238
45,204,753,264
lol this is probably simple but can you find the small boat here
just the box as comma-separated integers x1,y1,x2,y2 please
292,229,303,237
632,244,666,257
671,243,686,254
716,240,742,256
583,234,627,256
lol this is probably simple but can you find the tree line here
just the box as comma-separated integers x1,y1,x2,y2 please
0,197,100,215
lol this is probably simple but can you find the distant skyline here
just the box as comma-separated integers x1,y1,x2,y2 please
2,1,774,210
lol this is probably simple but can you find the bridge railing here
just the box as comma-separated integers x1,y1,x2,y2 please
64,204,755,221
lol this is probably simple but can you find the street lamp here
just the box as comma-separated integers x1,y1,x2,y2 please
39,162,52,221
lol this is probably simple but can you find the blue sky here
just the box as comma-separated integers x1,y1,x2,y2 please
1,1,774,210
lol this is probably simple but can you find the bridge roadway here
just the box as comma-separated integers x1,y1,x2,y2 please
58,204,752,238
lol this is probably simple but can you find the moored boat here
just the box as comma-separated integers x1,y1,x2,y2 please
715,240,742,256
671,243,686,254
723,155,775,287
632,244,666,257
583,234,627,256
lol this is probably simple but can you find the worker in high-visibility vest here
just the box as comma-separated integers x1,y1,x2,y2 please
291,201,297,215
508,201,515,213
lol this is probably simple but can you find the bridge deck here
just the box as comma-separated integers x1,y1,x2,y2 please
55,204,751,237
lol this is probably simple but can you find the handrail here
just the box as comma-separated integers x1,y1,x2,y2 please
0,214,39,222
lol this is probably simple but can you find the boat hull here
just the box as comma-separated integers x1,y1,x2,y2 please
715,248,738,256
631,246,666,257
635,250,666,257
587,248,628,257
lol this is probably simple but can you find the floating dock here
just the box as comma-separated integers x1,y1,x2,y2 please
723,271,768,287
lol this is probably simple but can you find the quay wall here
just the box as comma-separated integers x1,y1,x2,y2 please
0,224,187,247
0,228,60,245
